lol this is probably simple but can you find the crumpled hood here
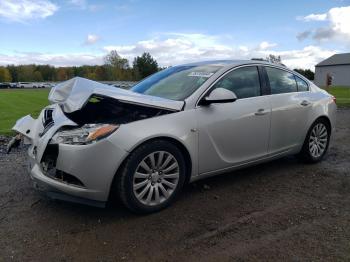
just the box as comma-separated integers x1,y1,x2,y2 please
49,77,184,112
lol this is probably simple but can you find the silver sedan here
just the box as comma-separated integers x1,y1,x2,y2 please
13,60,337,213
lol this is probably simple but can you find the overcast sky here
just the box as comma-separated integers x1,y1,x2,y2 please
0,0,349,69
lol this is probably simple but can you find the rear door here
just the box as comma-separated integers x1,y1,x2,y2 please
264,66,312,154
196,65,271,174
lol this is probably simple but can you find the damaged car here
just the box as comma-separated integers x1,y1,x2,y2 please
12,60,337,213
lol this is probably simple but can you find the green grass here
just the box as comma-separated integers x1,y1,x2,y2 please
326,86,350,107
0,86,349,136
0,89,50,135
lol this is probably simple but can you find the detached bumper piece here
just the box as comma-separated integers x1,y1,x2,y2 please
6,134,22,154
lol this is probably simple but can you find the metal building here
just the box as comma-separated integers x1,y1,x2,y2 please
315,53,350,87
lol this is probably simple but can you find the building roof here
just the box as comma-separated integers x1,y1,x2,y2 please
316,53,350,67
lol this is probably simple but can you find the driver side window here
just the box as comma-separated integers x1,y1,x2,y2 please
212,66,261,99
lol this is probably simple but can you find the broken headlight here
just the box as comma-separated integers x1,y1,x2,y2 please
51,124,119,145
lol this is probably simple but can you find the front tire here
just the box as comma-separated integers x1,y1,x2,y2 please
116,140,186,214
298,119,330,163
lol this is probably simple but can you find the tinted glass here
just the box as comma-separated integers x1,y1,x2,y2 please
266,67,297,94
295,76,309,92
212,66,261,99
131,65,222,101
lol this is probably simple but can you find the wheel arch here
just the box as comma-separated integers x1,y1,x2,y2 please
300,115,332,149
313,115,332,134
108,136,193,202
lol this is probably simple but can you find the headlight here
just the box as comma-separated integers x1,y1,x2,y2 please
51,124,119,145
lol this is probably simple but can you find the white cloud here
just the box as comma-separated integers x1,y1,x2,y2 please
0,33,338,69
103,33,336,69
0,52,103,66
298,6,350,42
67,0,102,11
260,46,336,69
0,0,58,22
299,13,327,22
85,34,100,45
104,33,235,66
258,41,277,50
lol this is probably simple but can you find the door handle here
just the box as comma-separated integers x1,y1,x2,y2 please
255,109,268,116
300,100,311,106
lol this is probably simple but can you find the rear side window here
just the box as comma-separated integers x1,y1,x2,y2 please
265,67,297,94
212,66,261,99
295,76,309,92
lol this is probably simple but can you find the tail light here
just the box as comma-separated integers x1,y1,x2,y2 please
332,96,336,104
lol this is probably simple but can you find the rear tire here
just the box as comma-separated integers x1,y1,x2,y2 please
298,118,330,163
116,140,186,214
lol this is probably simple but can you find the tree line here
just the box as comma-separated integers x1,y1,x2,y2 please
0,51,316,83
0,51,160,83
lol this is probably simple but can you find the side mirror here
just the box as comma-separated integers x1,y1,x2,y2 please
200,88,237,106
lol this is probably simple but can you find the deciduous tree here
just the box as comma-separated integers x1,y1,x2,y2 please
0,67,12,82
294,68,315,80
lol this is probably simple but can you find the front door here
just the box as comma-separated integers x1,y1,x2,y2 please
196,66,271,174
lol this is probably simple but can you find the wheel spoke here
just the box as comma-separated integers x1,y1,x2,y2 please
312,129,316,137
134,179,149,190
157,151,164,169
311,145,316,155
140,160,152,173
316,144,321,155
158,183,169,198
160,154,172,169
319,142,326,149
137,183,151,199
163,172,179,179
319,132,327,138
316,124,321,135
145,186,154,204
149,153,156,169
134,172,148,179
154,185,160,204
162,179,176,189
163,162,178,173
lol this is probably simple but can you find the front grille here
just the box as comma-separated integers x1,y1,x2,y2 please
40,108,54,137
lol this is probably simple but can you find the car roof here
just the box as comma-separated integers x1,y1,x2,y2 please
179,59,284,69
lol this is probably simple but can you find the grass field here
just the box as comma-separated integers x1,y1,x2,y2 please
326,86,350,107
0,86,349,135
0,89,50,135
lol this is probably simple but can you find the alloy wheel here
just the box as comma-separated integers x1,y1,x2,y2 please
309,123,328,158
133,151,180,206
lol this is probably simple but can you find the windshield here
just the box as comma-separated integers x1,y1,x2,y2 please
131,65,222,100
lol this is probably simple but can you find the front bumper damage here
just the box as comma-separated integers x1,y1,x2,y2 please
12,77,181,207
13,104,128,207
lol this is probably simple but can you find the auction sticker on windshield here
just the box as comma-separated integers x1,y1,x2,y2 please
188,72,214,78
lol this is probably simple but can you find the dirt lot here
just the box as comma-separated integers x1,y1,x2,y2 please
1,109,349,261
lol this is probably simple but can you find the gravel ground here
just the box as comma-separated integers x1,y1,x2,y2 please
0,109,350,261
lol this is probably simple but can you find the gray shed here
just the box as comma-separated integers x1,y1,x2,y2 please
314,53,350,87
